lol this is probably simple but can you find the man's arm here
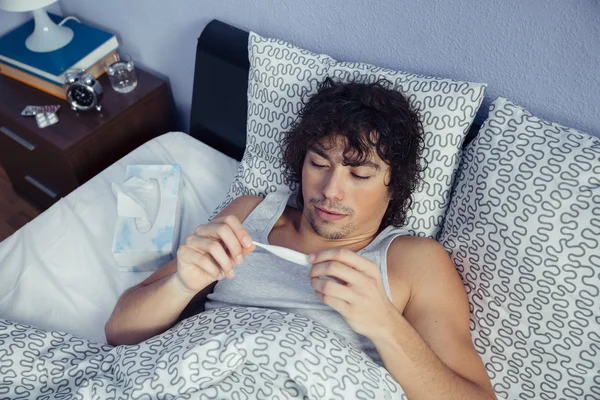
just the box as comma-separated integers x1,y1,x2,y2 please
104,260,208,346
375,237,496,400
307,239,495,400
104,196,262,346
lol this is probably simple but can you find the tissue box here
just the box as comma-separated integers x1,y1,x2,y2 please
111,164,182,272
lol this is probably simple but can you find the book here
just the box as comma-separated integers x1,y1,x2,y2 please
0,13,119,86
0,51,118,100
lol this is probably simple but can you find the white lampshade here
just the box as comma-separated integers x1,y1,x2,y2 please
0,0,73,53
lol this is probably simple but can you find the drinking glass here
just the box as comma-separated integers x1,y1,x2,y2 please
104,53,138,93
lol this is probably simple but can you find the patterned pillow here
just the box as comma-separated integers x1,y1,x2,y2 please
212,32,487,238
438,97,600,399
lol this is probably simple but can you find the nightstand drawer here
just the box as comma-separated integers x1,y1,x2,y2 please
0,125,37,151
0,124,79,208
0,117,42,150
0,120,43,166
6,162,78,208
0,124,54,175
9,172,61,209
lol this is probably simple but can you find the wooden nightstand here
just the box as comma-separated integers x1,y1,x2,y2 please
0,68,175,210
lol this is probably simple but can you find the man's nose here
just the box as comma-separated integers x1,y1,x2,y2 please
321,168,345,201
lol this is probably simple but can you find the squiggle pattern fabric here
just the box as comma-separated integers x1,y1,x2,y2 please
438,97,600,399
212,32,487,238
0,307,406,399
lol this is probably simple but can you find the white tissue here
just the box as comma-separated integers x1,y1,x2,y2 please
111,176,161,233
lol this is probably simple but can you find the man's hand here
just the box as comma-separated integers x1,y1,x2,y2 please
307,248,400,340
176,215,255,294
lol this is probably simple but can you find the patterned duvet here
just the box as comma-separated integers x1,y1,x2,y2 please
0,307,405,399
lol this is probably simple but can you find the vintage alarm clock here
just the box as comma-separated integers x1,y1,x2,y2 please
64,69,104,112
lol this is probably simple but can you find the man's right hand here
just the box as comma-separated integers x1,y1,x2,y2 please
175,215,255,294
105,196,263,346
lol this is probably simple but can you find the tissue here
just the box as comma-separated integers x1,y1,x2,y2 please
111,176,161,233
111,165,182,272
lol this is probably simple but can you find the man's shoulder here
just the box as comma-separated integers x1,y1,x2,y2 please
389,235,448,259
388,235,454,274
387,236,457,297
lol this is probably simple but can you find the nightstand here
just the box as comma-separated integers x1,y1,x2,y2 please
0,67,175,210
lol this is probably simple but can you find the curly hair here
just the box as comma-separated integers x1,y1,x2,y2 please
281,77,425,229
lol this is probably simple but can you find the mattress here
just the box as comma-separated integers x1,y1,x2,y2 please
0,132,239,343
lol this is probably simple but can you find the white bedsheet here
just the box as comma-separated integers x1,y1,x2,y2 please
0,132,239,343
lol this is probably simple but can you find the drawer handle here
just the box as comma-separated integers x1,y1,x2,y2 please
0,126,36,151
25,175,57,198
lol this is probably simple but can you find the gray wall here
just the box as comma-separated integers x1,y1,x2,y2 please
0,3,62,34
2,1,599,136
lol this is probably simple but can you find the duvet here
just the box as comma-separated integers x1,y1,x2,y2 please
0,307,405,399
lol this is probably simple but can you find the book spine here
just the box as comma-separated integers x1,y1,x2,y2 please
0,51,118,100
0,36,119,85
0,62,67,99
0,55,65,85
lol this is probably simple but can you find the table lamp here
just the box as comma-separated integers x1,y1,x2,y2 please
0,0,73,53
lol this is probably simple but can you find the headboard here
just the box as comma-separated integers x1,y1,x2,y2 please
189,20,249,161
189,20,480,162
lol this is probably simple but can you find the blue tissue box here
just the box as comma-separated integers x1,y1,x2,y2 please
111,165,182,272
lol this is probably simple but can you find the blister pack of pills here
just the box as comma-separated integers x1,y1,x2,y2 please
21,105,61,116
34,112,59,128
21,105,61,128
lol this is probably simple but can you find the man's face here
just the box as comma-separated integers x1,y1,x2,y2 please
301,135,391,240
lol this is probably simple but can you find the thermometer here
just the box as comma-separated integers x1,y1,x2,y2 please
252,241,311,267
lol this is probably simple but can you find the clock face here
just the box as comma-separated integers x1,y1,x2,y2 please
72,86,95,107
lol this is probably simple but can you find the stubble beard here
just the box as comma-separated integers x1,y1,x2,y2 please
306,209,355,240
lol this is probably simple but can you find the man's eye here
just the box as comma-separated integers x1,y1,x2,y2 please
351,173,370,180
311,161,327,168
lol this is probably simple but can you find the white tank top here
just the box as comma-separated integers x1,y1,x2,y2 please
204,191,409,365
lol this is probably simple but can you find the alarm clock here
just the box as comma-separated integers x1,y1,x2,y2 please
64,69,104,112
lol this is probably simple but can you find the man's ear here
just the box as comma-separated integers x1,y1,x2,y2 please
383,168,393,188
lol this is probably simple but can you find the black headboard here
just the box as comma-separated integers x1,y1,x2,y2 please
189,20,479,162
189,20,249,161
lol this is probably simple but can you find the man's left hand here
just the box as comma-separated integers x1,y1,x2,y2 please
307,248,400,340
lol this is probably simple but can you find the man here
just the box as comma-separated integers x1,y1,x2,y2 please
105,79,496,399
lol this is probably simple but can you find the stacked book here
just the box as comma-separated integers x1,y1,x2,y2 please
0,13,119,100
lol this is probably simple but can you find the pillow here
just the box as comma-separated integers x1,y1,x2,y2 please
438,97,600,399
212,32,487,238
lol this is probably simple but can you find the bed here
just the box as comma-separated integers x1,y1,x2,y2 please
0,19,598,400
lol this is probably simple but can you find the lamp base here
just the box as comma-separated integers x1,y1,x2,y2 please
25,8,74,53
